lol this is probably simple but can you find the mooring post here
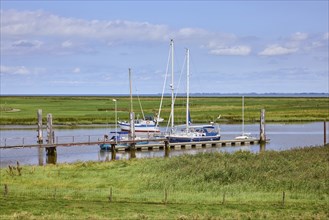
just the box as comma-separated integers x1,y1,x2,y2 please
46,113,56,156
37,109,43,144
37,109,44,165
47,113,53,144
164,140,170,158
260,109,266,144
111,144,116,161
324,121,327,145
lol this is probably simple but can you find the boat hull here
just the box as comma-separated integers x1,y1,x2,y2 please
167,135,221,143
119,122,160,132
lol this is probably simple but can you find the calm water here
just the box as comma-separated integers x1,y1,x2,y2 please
0,122,327,167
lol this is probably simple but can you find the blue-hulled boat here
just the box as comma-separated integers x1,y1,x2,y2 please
166,48,221,143
99,131,129,150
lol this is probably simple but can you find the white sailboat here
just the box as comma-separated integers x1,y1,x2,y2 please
235,96,253,140
166,48,221,143
118,69,160,133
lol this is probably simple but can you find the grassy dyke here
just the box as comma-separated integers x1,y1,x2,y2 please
0,145,328,219
0,96,328,125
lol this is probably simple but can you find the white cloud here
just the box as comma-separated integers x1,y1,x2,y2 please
12,40,43,48
177,27,209,38
0,65,30,75
0,65,46,75
73,67,80,73
259,45,298,56
291,32,308,41
62,40,73,48
209,45,251,56
323,32,329,40
1,10,170,42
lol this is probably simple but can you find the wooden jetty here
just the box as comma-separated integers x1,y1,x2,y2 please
0,136,260,150
0,108,266,152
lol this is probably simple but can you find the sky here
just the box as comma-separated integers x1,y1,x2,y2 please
1,1,328,95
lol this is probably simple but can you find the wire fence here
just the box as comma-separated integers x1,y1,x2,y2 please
1,184,322,206
1,185,222,205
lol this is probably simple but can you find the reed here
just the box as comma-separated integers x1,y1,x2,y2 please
1,145,328,219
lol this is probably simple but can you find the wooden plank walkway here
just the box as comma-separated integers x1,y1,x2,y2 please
134,139,260,151
0,138,260,150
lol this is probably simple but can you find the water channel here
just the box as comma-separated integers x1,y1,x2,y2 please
0,122,327,167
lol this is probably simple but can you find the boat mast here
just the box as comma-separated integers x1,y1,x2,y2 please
129,68,135,139
170,39,175,129
129,68,133,113
242,96,244,135
186,48,190,132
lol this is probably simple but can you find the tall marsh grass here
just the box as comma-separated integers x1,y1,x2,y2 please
1,145,328,219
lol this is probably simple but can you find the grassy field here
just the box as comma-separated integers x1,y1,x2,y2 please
1,145,328,219
0,96,328,125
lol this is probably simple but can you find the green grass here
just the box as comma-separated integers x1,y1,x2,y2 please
0,96,328,125
1,145,328,219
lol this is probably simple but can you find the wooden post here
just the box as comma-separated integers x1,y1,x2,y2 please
222,191,226,205
37,109,43,144
3,184,8,197
282,191,285,207
47,114,53,145
164,188,168,204
109,187,113,202
37,109,44,165
130,147,136,159
260,109,266,143
164,140,170,158
324,121,327,145
111,144,116,161
46,114,56,156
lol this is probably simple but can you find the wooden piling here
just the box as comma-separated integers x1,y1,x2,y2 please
47,114,53,145
46,113,56,156
111,144,116,161
260,109,266,143
164,140,170,158
37,109,43,144
130,146,136,159
324,121,327,145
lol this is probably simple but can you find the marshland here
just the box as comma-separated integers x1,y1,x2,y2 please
0,96,328,219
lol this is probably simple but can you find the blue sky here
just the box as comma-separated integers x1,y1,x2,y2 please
1,1,328,95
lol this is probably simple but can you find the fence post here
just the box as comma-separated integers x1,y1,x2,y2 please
282,191,285,207
222,191,226,205
164,188,168,204
108,187,113,202
3,184,8,197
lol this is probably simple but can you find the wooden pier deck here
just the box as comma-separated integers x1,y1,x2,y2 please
131,139,260,152
0,137,260,151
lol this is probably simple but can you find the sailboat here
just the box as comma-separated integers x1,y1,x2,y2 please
118,69,161,132
235,96,253,140
166,48,221,143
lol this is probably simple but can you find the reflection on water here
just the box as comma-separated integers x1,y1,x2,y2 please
0,122,327,167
